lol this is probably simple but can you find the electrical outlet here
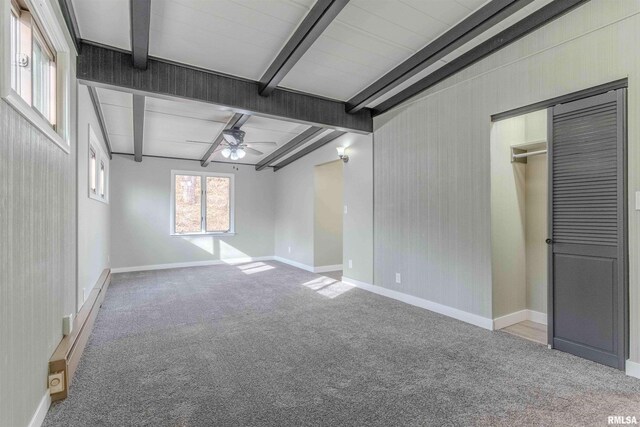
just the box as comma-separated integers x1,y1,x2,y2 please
344,205,348,214
395,273,401,284
288,246,291,254
348,259,353,269
48,372,65,394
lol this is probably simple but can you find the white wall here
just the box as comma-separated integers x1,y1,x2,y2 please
491,116,527,318
526,153,547,314
374,1,640,361
110,156,275,269
77,85,110,310
274,133,373,282
313,160,343,267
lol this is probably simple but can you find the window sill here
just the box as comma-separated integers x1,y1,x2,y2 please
171,232,236,237
3,91,70,154
89,193,109,204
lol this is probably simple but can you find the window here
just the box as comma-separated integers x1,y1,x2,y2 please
99,161,106,199
9,0,56,126
88,125,109,203
171,171,234,235
2,0,71,151
89,148,97,194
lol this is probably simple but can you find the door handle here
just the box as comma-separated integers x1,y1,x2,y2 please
545,238,553,245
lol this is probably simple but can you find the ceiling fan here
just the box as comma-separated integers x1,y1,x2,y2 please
187,128,277,161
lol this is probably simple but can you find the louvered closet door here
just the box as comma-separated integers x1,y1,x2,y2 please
549,89,626,369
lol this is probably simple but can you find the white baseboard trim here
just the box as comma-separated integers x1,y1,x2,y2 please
626,360,640,380
493,310,529,330
528,309,547,325
313,264,343,273
273,256,315,272
493,309,548,330
342,276,493,330
112,256,275,273
28,391,51,427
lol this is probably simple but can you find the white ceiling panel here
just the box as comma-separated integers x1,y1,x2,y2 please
145,97,234,124
108,134,134,153
280,0,483,100
148,0,315,80
71,0,130,50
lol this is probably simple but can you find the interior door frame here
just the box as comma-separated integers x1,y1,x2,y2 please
546,88,628,370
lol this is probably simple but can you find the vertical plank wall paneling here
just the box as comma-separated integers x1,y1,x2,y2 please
0,100,76,426
373,0,640,363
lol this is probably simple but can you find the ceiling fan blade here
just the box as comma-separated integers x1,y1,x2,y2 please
244,147,264,155
245,141,277,146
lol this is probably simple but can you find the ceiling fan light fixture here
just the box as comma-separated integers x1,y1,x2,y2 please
236,148,246,159
221,148,231,158
230,151,239,161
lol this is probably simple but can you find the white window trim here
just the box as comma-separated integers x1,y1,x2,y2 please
0,0,72,153
170,170,235,236
88,124,108,204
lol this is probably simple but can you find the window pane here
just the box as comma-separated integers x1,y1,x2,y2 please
99,162,105,198
206,177,230,232
10,12,18,92
89,150,96,194
32,39,49,121
175,175,202,234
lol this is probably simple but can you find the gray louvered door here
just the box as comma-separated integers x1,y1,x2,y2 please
548,89,627,369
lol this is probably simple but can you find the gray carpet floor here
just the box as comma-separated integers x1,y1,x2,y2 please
44,261,640,426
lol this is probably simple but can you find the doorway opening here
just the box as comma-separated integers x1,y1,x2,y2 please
313,160,344,275
490,109,548,345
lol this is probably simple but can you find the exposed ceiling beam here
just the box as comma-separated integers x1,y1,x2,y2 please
200,113,251,167
373,0,590,116
258,0,349,96
273,130,346,171
87,86,113,159
57,0,82,53
255,126,325,171
132,95,145,162
345,0,533,113
77,42,372,133
130,0,151,69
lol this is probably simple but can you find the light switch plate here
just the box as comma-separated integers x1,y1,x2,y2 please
344,205,348,214
636,191,640,210
348,260,353,269
395,273,401,284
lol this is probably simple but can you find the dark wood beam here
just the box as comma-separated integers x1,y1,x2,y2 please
373,0,590,116
130,0,151,69
259,0,349,96
345,0,532,113
255,126,324,171
273,130,346,171
77,42,372,133
58,0,82,53
200,113,250,167
132,95,145,162
87,86,113,159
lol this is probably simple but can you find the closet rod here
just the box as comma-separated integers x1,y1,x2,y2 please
512,149,547,159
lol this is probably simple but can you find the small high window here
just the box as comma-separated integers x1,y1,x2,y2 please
88,125,109,203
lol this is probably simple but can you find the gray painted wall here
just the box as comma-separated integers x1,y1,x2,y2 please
313,160,343,267
342,135,374,284
0,98,77,425
274,133,373,282
77,85,110,310
110,156,275,269
374,1,640,362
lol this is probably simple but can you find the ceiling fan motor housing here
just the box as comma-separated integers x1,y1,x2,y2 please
223,128,246,145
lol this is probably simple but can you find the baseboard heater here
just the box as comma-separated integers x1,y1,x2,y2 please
48,268,111,401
